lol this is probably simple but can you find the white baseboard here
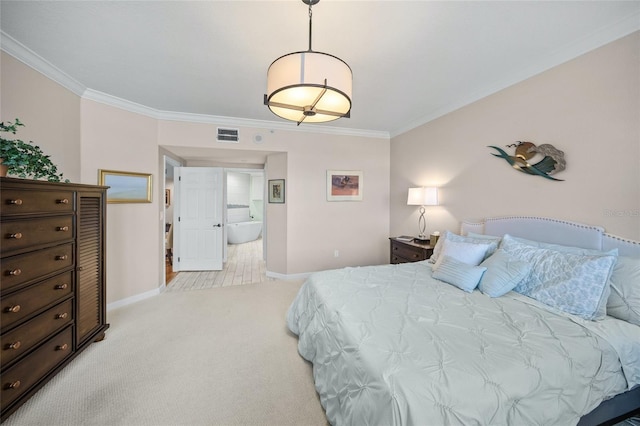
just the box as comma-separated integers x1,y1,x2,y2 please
107,287,161,311
107,272,310,311
266,270,312,281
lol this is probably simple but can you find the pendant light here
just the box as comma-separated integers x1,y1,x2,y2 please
264,0,352,125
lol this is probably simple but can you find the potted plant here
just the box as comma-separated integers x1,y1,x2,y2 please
0,118,67,182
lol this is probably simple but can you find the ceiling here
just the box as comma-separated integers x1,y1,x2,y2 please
1,1,639,141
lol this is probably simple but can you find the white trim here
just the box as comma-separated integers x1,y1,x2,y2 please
106,287,160,312
4,8,637,140
1,33,388,140
266,270,312,281
0,30,86,96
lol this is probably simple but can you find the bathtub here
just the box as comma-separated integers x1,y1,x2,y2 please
227,221,262,244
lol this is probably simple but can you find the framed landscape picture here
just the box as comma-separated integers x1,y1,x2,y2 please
268,179,285,203
327,170,363,201
99,169,153,203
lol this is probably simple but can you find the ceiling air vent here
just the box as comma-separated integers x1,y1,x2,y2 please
217,128,239,143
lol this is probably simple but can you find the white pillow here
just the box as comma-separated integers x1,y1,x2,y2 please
433,239,493,270
432,255,487,292
429,231,498,264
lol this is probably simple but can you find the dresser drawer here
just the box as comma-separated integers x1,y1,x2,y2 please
1,216,73,255
1,299,73,368
1,271,73,331
1,327,73,411
391,241,425,262
0,189,73,216
1,244,74,293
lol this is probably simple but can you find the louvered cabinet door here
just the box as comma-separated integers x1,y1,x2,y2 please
76,192,107,346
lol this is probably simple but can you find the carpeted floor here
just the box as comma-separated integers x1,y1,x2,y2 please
3,280,328,426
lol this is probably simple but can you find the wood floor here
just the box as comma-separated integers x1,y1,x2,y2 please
165,238,273,292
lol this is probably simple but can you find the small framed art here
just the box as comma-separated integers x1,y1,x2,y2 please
98,169,153,203
268,179,285,203
327,170,363,201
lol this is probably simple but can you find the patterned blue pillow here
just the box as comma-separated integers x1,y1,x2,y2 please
432,255,487,292
500,235,616,320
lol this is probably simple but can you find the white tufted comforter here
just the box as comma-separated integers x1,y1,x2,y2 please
286,261,634,426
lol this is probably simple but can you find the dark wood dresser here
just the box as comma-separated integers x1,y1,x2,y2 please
0,177,109,421
389,237,434,264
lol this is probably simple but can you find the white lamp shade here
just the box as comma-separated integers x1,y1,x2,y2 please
407,187,438,206
265,51,352,123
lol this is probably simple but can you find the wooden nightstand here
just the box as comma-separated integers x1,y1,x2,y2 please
389,237,434,264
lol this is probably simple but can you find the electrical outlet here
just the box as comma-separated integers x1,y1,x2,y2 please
334,250,339,258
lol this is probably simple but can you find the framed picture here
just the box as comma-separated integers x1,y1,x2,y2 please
327,170,363,201
268,179,285,203
98,169,153,203
165,189,171,206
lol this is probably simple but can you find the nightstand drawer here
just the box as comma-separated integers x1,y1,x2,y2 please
389,238,433,264
391,241,424,261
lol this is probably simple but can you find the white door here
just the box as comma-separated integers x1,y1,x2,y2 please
174,167,224,271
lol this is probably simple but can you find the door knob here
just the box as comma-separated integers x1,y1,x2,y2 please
213,224,222,228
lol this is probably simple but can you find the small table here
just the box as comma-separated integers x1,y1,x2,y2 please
389,237,434,264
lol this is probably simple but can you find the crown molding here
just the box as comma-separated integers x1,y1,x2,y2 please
154,109,390,139
1,30,86,96
390,11,640,138
1,30,389,140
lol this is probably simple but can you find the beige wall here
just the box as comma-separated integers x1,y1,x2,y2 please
1,52,81,182
80,100,160,303
4,31,637,306
391,32,640,241
266,152,288,274
157,121,391,275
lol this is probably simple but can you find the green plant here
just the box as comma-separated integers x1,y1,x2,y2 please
0,118,67,182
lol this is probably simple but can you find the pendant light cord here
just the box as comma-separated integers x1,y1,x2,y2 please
308,2,313,51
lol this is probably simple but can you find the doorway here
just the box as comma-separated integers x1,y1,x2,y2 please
163,163,268,288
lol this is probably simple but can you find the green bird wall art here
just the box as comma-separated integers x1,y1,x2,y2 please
488,141,566,181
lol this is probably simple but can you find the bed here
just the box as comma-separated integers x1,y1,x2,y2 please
286,216,640,426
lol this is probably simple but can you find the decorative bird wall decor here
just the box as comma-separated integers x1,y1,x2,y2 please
488,141,566,181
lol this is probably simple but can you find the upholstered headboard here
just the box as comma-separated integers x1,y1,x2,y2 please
461,216,640,257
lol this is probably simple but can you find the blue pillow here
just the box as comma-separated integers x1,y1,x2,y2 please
500,235,616,320
478,249,531,297
432,255,487,293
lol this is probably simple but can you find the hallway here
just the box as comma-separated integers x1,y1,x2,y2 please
165,238,273,291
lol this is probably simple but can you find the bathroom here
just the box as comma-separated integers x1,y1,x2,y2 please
226,170,264,245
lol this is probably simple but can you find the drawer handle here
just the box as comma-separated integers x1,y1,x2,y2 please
55,312,68,320
393,247,399,251
7,199,23,205
55,283,69,290
4,305,21,313
56,255,68,261
57,226,69,232
5,380,21,390
8,232,23,239
57,198,70,204
56,343,69,351
7,269,22,276
7,341,22,350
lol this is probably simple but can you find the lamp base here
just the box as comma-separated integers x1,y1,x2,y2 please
414,236,430,244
